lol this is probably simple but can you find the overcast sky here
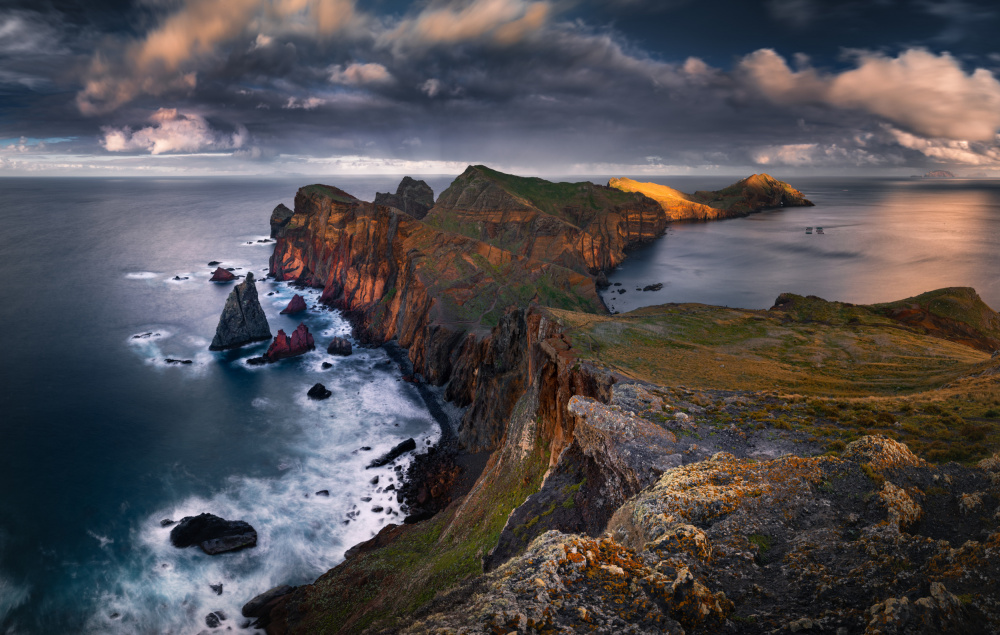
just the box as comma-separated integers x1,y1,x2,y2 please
2,0,1000,176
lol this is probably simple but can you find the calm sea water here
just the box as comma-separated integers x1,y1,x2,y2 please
1,174,998,633
600,177,1000,313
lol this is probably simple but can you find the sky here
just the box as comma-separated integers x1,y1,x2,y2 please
2,0,1000,176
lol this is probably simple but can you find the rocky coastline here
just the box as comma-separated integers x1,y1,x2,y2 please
249,168,1000,634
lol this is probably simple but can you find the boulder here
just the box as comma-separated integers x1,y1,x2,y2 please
169,513,258,555
208,261,221,266
307,383,332,400
209,272,272,350
265,323,315,361
327,337,352,356
367,438,417,468
210,267,236,282
210,583,224,595
642,283,663,292
280,294,307,315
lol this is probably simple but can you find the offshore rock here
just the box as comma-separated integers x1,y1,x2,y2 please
265,323,315,361
373,176,435,220
169,513,257,555
210,267,237,282
209,272,272,350
326,336,352,356
306,383,331,400
279,294,307,314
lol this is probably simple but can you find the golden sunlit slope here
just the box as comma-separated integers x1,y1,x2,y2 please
609,173,813,221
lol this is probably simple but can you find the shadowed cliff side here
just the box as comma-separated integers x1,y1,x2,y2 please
609,173,813,221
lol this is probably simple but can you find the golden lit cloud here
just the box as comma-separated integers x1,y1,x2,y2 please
379,0,550,51
740,48,1000,142
101,108,247,154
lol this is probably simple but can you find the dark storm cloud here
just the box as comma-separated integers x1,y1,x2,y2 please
3,0,1000,175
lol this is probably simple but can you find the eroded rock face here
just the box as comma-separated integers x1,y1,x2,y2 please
373,176,434,220
265,323,314,361
403,436,1000,634
209,272,272,350
326,336,352,356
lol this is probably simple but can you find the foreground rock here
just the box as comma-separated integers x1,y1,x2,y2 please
209,272,272,350
399,435,1000,634
373,176,435,220
264,323,315,361
326,336,352,356
210,267,237,282
169,513,257,555
280,294,307,314
243,585,296,625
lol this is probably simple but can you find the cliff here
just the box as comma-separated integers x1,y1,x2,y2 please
424,165,668,276
373,176,435,220
609,173,813,221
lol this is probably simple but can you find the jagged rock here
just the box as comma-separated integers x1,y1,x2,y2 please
210,583,223,595
159,519,175,527
642,282,663,291
205,611,224,628
367,438,416,468
326,336,352,356
169,513,257,555
280,294,307,314
210,267,236,282
374,176,435,220
264,323,315,361
209,272,272,350
269,203,294,238
306,383,331,400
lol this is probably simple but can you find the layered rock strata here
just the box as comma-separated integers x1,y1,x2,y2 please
209,271,271,350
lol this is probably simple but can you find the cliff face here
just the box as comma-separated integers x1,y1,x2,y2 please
609,173,813,221
268,183,601,450
425,165,668,276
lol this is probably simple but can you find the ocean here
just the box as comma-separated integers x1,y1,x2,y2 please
1,174,999,633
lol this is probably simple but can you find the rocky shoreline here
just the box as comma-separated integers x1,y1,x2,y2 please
244,169,1000,634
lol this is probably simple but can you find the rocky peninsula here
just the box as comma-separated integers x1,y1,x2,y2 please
252,168,1000,634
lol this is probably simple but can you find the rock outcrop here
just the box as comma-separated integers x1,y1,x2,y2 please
169,513,257,555
280,294,307,314
609,173,813,222
425,165,668,276
373,176,435,220
210,267,237,282
264,323,315,361
209,272,272,350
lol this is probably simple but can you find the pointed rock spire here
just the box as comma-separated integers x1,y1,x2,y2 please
209,272,272,350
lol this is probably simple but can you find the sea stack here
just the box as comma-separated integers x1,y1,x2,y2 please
209,272,272,350
210,267,237,282
280,294,307,314
265,323,315,361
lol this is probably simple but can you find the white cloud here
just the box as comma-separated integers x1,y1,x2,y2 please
887,127,1000,165
100,108,247,154
752,142,891,166
328,62,392,85
283,96,327,109
740,48,1000,142
420,78,442,97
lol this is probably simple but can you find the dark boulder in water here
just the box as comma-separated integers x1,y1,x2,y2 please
208,261,221,266
205,611,226,627
321,361,333,369
280,294,307,315
307,383,332,400
165,358,192,365
642,283,663,292
209,272,272,351
327,336,352,356
160,519,175,527
367,438,417,468
315,490,329,497
169,513,258,555
210,583,224,595
210,267,236,282
265,323,315,361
